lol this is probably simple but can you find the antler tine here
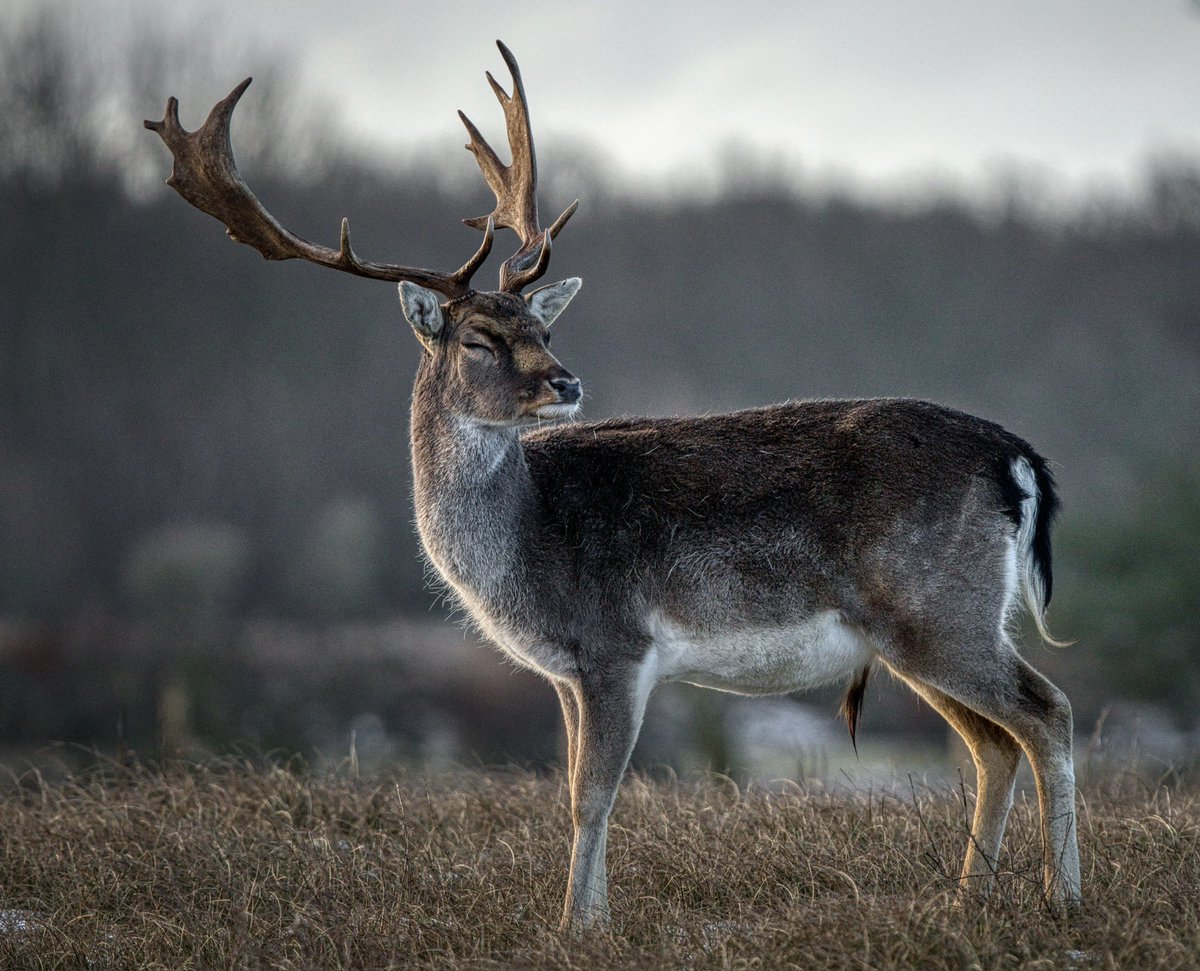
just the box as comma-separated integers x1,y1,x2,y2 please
144,79,484,299
449,215,495,289
460,40,579,292
504,227,554,294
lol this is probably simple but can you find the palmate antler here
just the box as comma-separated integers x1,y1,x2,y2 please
458,41,578,293
144,41,576,298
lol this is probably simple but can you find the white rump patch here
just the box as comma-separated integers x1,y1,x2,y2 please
1009,456,1050,630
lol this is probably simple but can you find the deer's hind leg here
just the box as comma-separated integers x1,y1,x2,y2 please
554,679,581,789
888,670,1020,893
886,635,1080,907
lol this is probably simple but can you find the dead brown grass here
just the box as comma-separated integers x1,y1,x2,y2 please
0,759,1196,969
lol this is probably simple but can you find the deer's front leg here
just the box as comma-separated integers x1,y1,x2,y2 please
561,666,650,930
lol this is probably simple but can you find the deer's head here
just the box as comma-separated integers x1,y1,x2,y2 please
145,41,582,429
400,280,581,427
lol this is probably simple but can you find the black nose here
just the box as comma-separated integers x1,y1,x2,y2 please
548,374,582,403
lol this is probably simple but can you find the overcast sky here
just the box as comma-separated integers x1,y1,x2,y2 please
18,0,1200,202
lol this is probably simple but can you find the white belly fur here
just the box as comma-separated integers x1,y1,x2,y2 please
645,609,875,695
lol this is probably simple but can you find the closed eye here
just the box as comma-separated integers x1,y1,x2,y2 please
463,341,496,360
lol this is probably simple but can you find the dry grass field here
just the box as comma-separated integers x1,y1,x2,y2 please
0,759,1196,970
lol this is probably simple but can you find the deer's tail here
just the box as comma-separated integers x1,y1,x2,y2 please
1009,454,1070,647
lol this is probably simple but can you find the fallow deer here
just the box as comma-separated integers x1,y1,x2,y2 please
146,41,1081,928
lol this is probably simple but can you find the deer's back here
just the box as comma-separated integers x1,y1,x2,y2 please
521,398,1042,640
523,397,1036,542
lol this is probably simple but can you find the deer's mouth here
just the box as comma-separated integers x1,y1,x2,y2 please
532,402,579,421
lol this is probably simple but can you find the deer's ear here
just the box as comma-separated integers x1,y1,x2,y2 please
526,278,582,326
399,282,445,348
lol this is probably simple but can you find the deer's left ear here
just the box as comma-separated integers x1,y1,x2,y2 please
526,278,582,326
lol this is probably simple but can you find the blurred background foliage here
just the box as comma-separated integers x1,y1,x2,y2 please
0,12,1197,777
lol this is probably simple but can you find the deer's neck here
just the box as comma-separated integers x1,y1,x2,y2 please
410,367,535,602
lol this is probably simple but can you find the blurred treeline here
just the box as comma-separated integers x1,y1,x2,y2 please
0,14,1197,772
